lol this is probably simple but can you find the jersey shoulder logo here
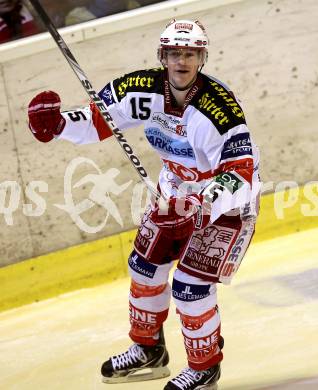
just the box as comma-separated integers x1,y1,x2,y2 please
112,68,164,101
192,74,246,135
99,82,115,106
221,132,252,161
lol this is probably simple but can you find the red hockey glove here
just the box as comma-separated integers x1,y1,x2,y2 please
28,91,66,142
150,194,212,231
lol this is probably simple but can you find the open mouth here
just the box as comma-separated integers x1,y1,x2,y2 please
176,70,189,74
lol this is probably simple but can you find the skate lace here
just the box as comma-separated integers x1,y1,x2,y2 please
111,344,148,370
171,367,206,389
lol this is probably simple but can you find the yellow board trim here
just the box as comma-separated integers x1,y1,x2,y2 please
0,185,317,312
254,184,318,242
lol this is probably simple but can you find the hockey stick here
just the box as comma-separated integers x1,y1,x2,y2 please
29,0,159,198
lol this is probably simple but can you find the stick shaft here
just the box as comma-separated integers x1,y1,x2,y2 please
29,0,158,198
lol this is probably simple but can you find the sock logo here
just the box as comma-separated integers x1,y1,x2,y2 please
181,285,193,295
128,251,157,279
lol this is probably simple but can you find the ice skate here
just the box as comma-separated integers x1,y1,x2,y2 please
101,329,170,383
164,363,220,390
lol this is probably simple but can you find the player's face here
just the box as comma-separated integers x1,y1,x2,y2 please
164,48,203,89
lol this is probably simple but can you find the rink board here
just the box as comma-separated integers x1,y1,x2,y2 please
0,227,317,389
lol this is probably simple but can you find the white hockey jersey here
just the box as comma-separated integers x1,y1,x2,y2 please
59,68,260,222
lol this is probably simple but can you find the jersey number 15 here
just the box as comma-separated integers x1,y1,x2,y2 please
130,97,151,120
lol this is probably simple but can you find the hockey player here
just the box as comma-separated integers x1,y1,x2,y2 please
27,19,260,390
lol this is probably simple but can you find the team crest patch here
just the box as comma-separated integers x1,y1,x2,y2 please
179,225,239,279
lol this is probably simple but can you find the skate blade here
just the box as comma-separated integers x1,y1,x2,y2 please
102,365,170,384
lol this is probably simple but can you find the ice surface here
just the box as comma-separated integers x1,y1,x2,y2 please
0,229,318,389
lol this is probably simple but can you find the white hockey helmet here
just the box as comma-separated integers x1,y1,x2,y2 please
158,19,209,65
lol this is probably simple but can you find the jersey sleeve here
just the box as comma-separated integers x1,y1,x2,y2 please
192,75,260,220
57,104,113,144
57,70,154,144
213,123,255,184
200,122,260,221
